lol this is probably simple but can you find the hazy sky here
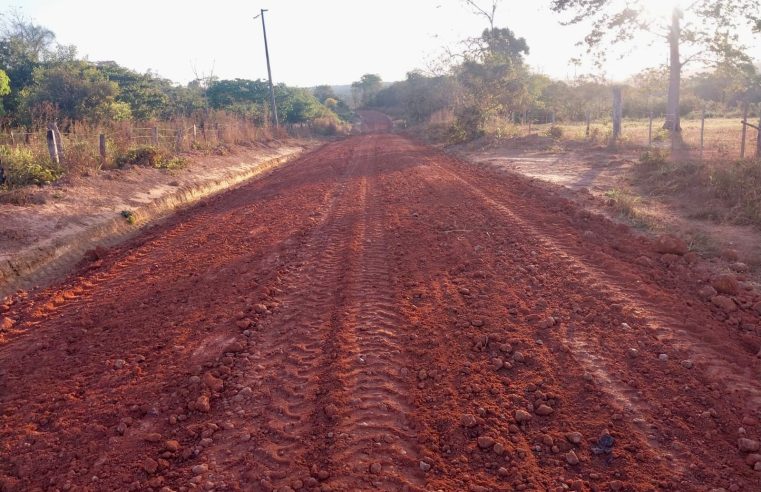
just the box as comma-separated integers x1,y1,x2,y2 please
2,0,759,87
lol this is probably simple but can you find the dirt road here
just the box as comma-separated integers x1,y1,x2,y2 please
2,130,761,492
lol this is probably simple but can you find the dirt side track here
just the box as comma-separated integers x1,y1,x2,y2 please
2,133,761,492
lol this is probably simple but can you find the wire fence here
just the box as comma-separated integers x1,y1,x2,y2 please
0,116,303,175
509,113,761,161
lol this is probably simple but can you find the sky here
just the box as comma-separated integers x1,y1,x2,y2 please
1,0,759,87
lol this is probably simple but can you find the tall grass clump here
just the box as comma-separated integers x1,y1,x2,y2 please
0,146,62,187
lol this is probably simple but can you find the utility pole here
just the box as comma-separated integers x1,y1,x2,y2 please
255,9,278,128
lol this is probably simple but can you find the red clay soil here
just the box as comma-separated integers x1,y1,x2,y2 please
3,129,761,492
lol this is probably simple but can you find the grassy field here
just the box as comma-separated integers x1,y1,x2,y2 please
511,117,757,159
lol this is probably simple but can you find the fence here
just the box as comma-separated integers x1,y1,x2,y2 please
517,112,760,161
0,116,292,173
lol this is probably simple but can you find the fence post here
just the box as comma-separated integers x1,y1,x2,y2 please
9,131,15,147
99,134,107,163
756,115,761,160
528,115,532,135
192,124,197,141
700,107,705,160
648,111,653,147
50,122,64,161
46,129,60,164
151,127,159,146
175,128,184,151
611,86,623,144
740,103,749,159
585,111,591,138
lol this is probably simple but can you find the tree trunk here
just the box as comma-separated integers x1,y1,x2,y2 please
664,7,683,142
611,86,623,144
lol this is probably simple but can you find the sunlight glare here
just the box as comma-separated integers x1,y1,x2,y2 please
639,0,680,20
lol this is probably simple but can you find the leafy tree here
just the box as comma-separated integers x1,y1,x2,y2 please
21,60,121,125
96,62,171,120
454,25,530,138
0,68,9,114
0,11,55,122
551,0,761,141
351,74,383,107
312,84,336,103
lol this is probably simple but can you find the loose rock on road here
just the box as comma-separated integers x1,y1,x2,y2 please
2,132,761,491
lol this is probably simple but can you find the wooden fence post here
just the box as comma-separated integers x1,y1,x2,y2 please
151,127,159,146
611,86,623,144
9,131,15,147
528,115,532,135
741,102,749,159
50,122,64,161
700,108,705,160
99,134,107,163
175,128,184,151
585,112,591,138
46,129,60,164
648,111,653,147
192,124,197,141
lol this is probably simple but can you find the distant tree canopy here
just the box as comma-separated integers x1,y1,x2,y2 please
0,10,343,128
0,69,10,114
351,74,383,107
550,0,761,136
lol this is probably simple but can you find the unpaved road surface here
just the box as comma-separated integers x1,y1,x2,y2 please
3,131,761,492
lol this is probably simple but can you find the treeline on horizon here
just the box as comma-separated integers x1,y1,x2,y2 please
348,0,760,142
354,32,760,142
0,12,352,131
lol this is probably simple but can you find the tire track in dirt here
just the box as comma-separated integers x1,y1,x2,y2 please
323,138,423,490
3,132,761,492
375,149,669,490
426,152,761,488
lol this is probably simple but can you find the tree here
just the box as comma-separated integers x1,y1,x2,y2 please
21,60,122,125
312,85,336,103
551,0,761,142
0,68,9,115
96,62,171,120
453,26,530,139
0,11,55,122
351,74,383,107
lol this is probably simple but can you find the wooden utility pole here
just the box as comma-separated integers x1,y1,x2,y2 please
256,9,279,128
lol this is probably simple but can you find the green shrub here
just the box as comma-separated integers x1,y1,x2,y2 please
548,126,563,139
121,210,136,224
115,146,186,170
708,160,761,224
639,149,669,168
0,146,63,187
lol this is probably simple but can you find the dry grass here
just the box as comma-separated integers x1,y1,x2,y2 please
0,113,298,190
477,117,757,159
